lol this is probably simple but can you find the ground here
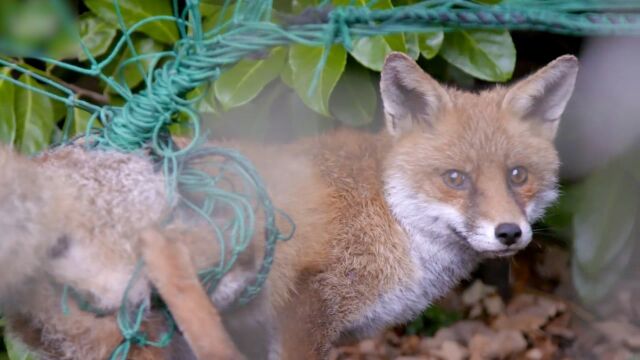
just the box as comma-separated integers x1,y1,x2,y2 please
329,243,640,360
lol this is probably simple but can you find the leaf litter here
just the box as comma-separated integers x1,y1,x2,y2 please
330,244,640,359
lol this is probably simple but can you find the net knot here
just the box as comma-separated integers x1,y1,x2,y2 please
328,7,353,51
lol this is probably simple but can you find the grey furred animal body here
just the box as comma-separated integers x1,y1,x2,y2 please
0,145,264,359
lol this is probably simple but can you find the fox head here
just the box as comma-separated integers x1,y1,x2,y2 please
381,53,578,257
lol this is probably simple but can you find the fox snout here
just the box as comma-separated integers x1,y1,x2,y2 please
465,219,533,256
495,223,523,246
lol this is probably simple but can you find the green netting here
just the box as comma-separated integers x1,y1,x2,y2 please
2,0,640,358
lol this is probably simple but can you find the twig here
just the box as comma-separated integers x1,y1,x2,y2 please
2,57,110,105
56,79,110,105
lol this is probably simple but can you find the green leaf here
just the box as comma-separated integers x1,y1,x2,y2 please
47,14,118,61
84,0,178,44
349,36,393,72
207,82,288,142
50,98,68,125
206,81,335,142
0,68,17,145
214,47,287,110
5,63,75,120
339,0,406,71
330,66,376,127
191,84,218,115
202,3,235,33
104,36,164,93
199,2,219,18
280,61,294,88
14,74,54,154
77,14,118,61
292,0,323,13
285,89,335,138
45,31,77,61
473,0,502,4
540,183,581,241
404,33,421,60
440,30,515,82
70,108,96,137
419,32,444,60
176,84,216,128
571,166,640,305
273,0,293,12
289,44,346,116
2,0,61,52
5,335,36,360
406,305,462,336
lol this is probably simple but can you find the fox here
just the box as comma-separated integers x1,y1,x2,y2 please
254,52,579,358
0,52,578,359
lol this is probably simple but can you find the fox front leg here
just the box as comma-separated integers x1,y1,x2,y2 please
139,228,244,360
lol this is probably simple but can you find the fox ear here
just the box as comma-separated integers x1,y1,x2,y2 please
380,52,451,136
502,55,579,140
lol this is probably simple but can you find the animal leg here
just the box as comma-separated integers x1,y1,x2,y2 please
140,228,243,360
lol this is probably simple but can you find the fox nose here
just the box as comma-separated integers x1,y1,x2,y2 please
495,223,522,246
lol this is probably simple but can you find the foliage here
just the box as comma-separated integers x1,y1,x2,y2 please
529,143,640,310
0,0,515,152
566,149,640,306
0,319,35,360
404,305,462,336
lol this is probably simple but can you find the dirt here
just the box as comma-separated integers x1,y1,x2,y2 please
329,245,640,360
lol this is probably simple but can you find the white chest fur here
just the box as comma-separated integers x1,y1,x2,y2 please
345,233,477,338
342,173,479,338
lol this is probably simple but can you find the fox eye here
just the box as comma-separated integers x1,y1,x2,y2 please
509,166,528,186
442,170,469,190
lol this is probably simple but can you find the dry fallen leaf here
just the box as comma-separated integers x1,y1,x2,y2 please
462,280,496,307
358,338,378,354
331,248,589,360
468,330,527,360
469,303,483,319
529,332,559,359
593,342,634,360
492,313,547,332
483,295,505,316
506,294,565,318
429,340,469,360
400,335,421,355
535,246,570,283
595,320,640,350
494,294,567,333
544,312,575,341
525,348,544,360
420,320,492,352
